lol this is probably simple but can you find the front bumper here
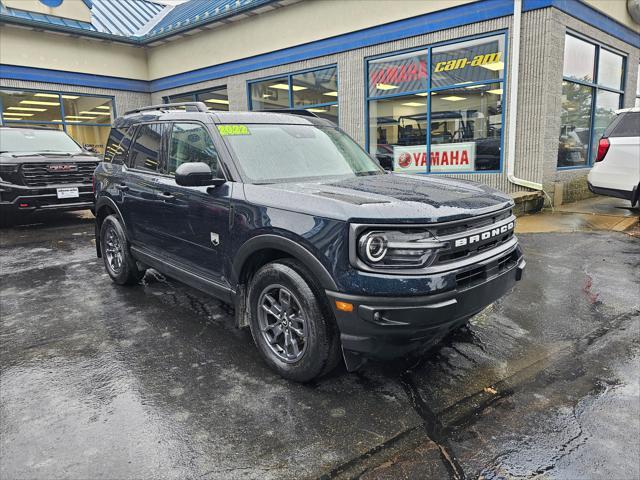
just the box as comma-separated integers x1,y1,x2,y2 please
0,182,94,214
327,247,525,370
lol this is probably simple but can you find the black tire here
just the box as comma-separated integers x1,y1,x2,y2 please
100,214,144,285
248,258,341,382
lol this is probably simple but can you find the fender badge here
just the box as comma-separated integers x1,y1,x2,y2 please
210,232,220,247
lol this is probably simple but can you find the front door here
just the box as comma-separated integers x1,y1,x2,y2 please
155,122,232,287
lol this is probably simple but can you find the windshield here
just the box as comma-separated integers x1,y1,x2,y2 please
0,128,82,154
220,124,383,183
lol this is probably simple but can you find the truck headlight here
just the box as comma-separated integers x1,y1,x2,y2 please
357,229,445,269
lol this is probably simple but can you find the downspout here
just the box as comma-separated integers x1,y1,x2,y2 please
507,0,543,190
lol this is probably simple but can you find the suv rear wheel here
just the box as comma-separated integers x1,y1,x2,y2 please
100,214,145,285
248,259,341,382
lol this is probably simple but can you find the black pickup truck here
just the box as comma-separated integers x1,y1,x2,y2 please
93,102,525,382
0,126,98,224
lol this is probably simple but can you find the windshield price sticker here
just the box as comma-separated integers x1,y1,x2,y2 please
218,125,250,136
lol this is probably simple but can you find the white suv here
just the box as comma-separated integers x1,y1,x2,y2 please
588,107,640,207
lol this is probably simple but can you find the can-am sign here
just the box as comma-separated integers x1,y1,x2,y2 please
393,143,476,173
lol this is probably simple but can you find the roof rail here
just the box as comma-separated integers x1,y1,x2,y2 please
124,102,209,116
257,108,318,118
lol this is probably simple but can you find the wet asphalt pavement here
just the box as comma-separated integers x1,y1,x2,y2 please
1,210,639,480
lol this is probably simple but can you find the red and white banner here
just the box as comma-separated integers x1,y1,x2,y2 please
393,142,476,173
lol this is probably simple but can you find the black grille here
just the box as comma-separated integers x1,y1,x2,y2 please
20,162,98,187
455,250,519,289
433,207,512,237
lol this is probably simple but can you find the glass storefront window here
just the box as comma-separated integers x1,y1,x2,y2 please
249,67,339,123
62,96,112,124
292,67,337,107
591,90,620,161
197,88,229,111
0,89,114,156
366,33,505,174
432,36,505,89
368,51,428,97
558,34,626,168
558,81,593,167
166,87,229,111
597,49,624,90
250,77,290,110
430,83,502,172
368,95,427,171
1,89,62,123
65,124,111,155
563,35,596,82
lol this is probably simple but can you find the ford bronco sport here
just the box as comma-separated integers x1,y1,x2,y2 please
93,102,525,382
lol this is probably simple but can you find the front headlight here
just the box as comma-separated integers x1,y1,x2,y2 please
357,229,445,269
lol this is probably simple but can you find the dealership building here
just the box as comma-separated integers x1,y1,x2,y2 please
1,0,639,207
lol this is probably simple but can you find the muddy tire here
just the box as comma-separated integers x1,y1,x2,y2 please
248,258,341,382
100,214,144,286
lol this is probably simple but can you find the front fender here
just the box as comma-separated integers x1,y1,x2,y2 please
231,234,338,291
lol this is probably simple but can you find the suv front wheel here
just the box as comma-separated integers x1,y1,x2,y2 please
248,259,341,382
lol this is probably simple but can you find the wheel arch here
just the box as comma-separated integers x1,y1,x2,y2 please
231,235,337,291
94,196,127,258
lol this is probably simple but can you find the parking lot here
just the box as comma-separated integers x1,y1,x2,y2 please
1,203,639,480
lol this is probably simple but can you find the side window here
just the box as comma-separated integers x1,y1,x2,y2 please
608,112,640,138
129,123,164,172
104,126,136,164
166,123,220,175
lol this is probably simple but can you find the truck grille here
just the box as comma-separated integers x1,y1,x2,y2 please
433,206,515,266
20,162,98,187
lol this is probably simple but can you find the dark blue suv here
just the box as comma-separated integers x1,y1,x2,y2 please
93,102,524,381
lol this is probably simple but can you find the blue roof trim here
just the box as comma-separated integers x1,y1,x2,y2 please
1,0,637,93
524,0,640,49
150,0,516,91
0,65,149,93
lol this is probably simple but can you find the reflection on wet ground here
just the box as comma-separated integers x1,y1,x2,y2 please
1,210,638,479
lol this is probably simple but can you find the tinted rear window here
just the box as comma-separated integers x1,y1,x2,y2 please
605,112,640,138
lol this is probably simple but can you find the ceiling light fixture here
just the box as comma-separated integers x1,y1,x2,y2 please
20,100,60,106
34,93,79,100
401,102,427,107
415,93,428,97
487,89,503,95
205,99,230,105
441,96,466,101
480,61,504,71
2,112,34,116
65,116,96,120
323,91,338,97
96,106,111,110
375,83,398,91
7,107,47,112
80,111,111,115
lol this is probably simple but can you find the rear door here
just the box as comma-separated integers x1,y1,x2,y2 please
123,122,168,248
154,122,232,286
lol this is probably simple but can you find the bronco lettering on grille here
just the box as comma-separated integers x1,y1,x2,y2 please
453,221,514,248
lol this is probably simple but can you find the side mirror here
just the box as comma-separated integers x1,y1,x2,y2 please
175,162,225,187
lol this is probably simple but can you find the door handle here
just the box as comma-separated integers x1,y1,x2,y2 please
157,191,175,200
115,183,129,192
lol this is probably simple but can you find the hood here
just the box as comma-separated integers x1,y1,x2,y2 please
243,173,513,223
0,152,99,163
